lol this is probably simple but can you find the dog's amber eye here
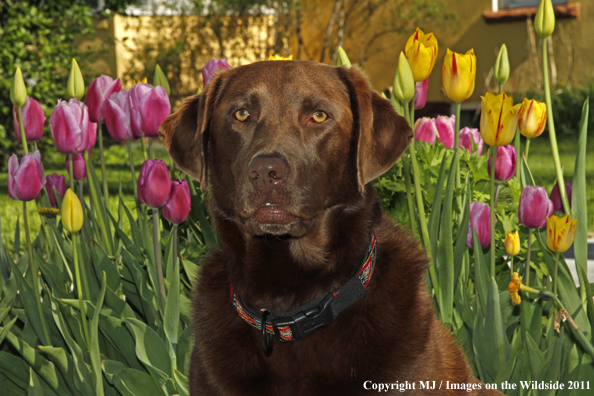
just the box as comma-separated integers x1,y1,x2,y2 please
235,109,250,122
312,111,327,123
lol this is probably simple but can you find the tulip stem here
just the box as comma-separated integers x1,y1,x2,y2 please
140,138,148,161
498,83,503,95
173,224,179,271
525,137,531,160
454,102,462,221
17,107,29,155
148,138,153,160
33,142,38,152
542,37,570,214
402,155,418,236
153,208,166,311
72,232,90,351
98,123,109,201
490,146,497,277
510,256,514,274
526,228,533,287
23,200,51,346
554,252,559,295
68,154,75,192
127,140,138,197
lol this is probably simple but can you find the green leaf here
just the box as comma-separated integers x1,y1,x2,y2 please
120,249,158,327
124,318,172,376
473,229,490,317
538,327,565,396
90,272,107,396
28,367,44,396
427,153,448,257
483,278,511,381
173,368,189,396
164,231,180,369
493,352,517,386
0,352,29,392
102,360,163,396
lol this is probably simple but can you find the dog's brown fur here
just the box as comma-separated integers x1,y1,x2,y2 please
160,60,501,395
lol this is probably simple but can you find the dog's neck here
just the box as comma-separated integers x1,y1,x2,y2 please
210,186,381,313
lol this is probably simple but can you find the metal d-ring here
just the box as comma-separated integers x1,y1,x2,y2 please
261,310,273,357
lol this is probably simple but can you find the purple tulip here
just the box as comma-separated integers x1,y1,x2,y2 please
414,78,429,109
436,115,455,149
202,58,232,88
103,91,132,141
487,145,516,182
162,180,192,224
414,117,438,144
138,159,173,208
86,75,122,123
46,173,67,208
49,99,90,154
550,181,572,213
129,83,171,138
8,150,46,202
459,127,484,156
13,96,46,142
518,186,554,229
65,153,87,181
466,201,492,249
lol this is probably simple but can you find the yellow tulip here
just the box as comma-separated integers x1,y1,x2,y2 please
504,231,520,257
61,189,83,233
66,59,85,101
269,54,293,61
479,92,522,146
518,98,547,138
442,49,476,103
508,272,539,305
405,28,438,82
393,52,415,103
10,67,27,109
546,214,577,253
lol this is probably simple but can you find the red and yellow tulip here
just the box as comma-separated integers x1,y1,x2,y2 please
546,214,577,253
405,28,438,83
480,92,521,146
442,49,476,103
518,98,547,138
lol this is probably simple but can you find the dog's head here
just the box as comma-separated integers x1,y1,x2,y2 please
160,61,411,238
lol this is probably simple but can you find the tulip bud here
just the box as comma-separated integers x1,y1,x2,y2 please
487,145,516,181
493,44,510,86
336,47,352,68
393,52,415,103
162,180,192,224
67,59,85,100
518,98,547,138
202,58,232,88
436,115,455,149
46,173,67,208
414,117,438,144
13,96,46,142
138,159,173,208
65,153,87,181
10,67,28,109
49,99,90,154
86,75,122,123
61,189,83,233
103,91,132,141
480,92,521,146
550,181,572,213
504,231,520,257
442,49,476,103
414,78,429,109
405,28,439,82
518,185,554,229
459,127,484,156
153,64,171,96
466,201,492,249
8,150,46,202
535,0,555,38
129,83,171,138
546,214,577,253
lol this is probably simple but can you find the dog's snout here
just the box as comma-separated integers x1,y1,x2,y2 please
248,154,290,192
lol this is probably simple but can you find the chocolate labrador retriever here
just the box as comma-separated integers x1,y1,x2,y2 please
160,60,500,395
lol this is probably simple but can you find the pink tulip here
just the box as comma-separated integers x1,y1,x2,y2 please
202,58,232,88
103,91,132,141
138,159,172,208
436,115,455,149
8,150,46,202
86,75,122,123
87,121,97,152
65,153,87,181
487,145,516,182
129,83,171,138
46,173,67,208
414,117,438,144
466,201,492,249
518,186,554,229
49,99,90,154
550,181,572,213
459,127,484,156
162,180,191,224
13,96,46,142
414,78,429,109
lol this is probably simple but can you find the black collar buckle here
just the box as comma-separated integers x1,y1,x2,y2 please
271,293,335,342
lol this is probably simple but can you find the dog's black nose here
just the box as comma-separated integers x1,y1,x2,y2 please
249,154,289,191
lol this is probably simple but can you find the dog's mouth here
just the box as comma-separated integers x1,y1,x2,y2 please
254,203,298,225
243,203,316,237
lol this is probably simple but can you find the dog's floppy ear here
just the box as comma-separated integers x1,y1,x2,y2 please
159,72,226,193
337,66,412,195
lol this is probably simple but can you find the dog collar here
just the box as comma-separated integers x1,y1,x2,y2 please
230,232,377,356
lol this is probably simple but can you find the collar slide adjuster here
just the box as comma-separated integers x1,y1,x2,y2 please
271,293,335,342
